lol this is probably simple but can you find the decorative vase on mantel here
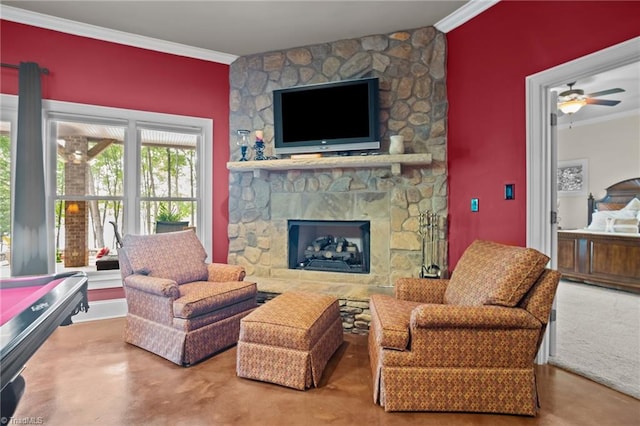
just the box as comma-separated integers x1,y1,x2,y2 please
389,135,404,155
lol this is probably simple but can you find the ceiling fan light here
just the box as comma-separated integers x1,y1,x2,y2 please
558,99,586,114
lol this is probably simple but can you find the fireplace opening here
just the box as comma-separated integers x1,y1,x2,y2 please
288,220,370,274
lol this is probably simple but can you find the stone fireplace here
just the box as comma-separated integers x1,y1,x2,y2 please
227,162,447,293
227,25,449,306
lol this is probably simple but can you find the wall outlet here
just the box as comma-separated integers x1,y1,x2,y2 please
471,198,479,212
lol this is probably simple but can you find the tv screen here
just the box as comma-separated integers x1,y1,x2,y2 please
273,77,380,155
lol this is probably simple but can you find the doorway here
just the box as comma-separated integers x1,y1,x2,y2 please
525,37,639,363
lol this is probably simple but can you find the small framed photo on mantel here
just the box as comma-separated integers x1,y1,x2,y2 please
557,159,588,197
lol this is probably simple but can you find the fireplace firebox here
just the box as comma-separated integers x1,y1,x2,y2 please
288,220,370,273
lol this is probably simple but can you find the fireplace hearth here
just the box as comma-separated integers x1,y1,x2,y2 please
288,220,370,274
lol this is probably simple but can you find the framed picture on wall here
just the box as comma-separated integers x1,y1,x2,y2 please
557,159,588,196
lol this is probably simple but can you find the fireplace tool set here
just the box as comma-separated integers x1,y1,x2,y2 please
418,210,446,279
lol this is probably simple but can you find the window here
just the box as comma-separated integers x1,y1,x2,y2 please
138,126,200,236
0,118,13,277
1,95,212,277
51,117,127,269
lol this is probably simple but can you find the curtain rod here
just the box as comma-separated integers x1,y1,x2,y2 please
1,62,50,75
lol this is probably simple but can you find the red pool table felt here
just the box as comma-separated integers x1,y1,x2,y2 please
1,278,65,326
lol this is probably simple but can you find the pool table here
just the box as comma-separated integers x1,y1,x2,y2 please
0,271,89,419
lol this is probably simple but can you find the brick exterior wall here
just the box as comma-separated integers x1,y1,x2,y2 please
63,136,88,267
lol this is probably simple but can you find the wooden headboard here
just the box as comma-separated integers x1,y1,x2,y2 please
587,177,640,225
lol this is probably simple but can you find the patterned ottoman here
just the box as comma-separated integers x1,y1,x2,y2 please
236,291,344,390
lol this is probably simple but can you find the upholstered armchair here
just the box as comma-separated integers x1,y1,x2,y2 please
118,230,257,366
369,240,560,415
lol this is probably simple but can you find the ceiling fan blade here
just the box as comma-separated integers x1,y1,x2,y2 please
585,98,621,106
587,88,625,97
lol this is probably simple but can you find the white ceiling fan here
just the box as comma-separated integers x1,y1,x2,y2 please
557,82,625,115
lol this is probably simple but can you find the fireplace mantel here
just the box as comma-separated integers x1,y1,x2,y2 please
227,153,432,178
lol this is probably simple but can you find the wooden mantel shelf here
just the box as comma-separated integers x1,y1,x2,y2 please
227,153,432,178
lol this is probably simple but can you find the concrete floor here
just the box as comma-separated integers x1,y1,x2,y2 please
11,317,640,426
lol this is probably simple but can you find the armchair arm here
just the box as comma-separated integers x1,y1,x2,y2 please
395,277,448,303
207,263,246,282
379,304,543,369
410,304,541,330
124,274,180,298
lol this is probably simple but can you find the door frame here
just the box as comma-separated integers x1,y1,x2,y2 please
525,36,639,363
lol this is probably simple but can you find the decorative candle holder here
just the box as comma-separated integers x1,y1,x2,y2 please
254,130,267,161
236,129,250,161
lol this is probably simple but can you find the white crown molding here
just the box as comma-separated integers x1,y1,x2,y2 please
435,0,500,33
0,5,238,65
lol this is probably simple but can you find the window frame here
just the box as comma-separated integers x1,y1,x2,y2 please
1,94,213,276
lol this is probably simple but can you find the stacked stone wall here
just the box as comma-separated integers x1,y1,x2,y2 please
229,26,448,288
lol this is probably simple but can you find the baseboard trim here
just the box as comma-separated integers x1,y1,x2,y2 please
74,298,127,323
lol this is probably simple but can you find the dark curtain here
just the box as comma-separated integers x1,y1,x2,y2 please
11,62,48,276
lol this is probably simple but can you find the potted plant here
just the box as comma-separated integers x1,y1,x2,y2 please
156,203,182,222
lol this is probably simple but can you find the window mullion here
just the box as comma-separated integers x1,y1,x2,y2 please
124,122,138,236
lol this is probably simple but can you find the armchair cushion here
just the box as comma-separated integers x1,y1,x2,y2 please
173,281,258,319
444,240,549,307
122,230,208,285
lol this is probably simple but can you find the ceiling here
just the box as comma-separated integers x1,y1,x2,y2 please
2,1,638,126
2,1,469,56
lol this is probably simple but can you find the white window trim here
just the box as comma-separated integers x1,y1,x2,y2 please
1,98,18,275
1,94,213,286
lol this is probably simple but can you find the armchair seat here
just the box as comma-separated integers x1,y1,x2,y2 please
174,281,257,319
369,240,561,416
119,230,257,366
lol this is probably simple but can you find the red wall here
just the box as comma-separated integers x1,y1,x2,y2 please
4,2,640,275
0,20,231,263
446,1,640,268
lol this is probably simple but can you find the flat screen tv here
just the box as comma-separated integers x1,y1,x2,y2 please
273,77,380,155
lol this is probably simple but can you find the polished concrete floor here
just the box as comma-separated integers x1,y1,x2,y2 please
12,318,640,425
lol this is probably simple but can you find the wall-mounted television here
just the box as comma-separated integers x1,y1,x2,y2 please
273,77,380,156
